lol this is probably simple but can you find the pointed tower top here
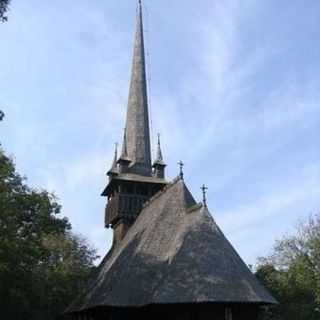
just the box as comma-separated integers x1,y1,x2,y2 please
118,128,131,162
121,0,152,176
153,133,165,166
156,133,163,161
152,134,166,178
107,143,119,176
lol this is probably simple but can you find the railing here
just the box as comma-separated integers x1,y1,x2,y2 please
105,193,149,226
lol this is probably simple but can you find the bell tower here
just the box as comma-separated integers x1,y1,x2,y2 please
102,1,167,245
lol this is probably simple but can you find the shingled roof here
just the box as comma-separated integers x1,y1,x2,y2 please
67,178,276,313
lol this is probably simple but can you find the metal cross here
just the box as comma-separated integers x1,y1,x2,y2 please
201,184,208,207
178,160,184,179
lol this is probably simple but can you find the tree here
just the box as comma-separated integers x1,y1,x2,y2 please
33,232,98,319
256,214,320,320
0,149,99,320
0,0,10,22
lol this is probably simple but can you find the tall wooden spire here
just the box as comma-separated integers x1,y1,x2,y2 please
102,2,167,241
122,0,152,176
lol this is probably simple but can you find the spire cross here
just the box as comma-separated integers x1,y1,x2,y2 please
178,160,184,179
201,184,208,207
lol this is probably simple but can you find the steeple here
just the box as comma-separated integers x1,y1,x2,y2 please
117,128,131,173
102,2,168,243
154,134,165,165
107,143,118,177
120,128,129,160
122,0,152,176
153,134,166,178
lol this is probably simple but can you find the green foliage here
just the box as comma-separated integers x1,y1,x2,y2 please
0,149,99,320
256,214,320,320
0,0,10,22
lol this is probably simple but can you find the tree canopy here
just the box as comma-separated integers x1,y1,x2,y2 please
0,0,10,22
0,148,99,320
256,214,320,320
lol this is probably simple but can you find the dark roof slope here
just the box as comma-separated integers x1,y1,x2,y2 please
68,178,276,313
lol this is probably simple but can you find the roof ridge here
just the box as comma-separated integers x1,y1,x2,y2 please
141,176,182,211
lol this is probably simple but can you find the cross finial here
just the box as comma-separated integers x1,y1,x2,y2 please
201,184,208,207
178,160,184,179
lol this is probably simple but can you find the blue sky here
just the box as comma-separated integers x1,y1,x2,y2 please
0,0,319,265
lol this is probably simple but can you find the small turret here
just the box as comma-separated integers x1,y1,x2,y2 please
153,134,166,179
117,128,131,174
107,143,119,179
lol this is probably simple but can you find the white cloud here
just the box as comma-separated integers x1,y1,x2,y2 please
219,166,320,232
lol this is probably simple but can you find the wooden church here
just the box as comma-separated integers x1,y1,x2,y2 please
65,2,276,319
